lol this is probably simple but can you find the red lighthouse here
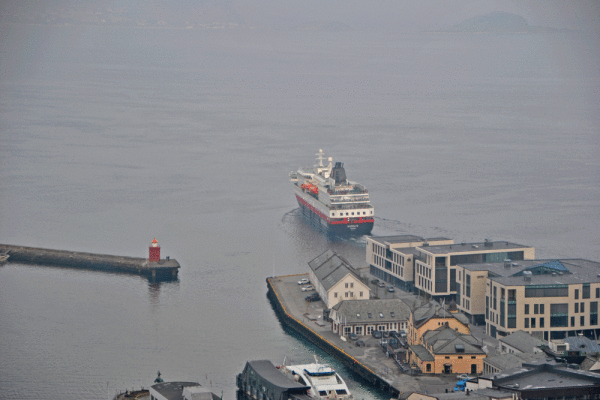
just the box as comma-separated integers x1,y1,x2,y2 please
149,238,161,262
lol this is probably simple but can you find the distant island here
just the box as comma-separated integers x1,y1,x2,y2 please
443,12,568,33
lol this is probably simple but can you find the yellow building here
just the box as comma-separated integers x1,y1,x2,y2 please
408,300,470,345
408,326,486,374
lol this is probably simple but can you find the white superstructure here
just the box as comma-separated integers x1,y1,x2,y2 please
280,363,353,400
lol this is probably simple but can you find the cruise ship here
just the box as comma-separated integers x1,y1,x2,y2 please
290,149,374,235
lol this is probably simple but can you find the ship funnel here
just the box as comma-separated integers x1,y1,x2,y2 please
331,162,347,184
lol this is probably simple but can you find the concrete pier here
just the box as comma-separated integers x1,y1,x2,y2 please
0,244,180,280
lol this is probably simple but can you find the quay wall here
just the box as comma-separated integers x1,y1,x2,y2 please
0,244,179,279
266,276,399,397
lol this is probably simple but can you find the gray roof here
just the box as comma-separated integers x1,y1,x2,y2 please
499,330,545,353
414,388,515,400
332,299,411,324
410,300,465,328
481,362,600,391
564,336,600,354
151,382,205,400
483,352,547,371
420,241,531,255
409,344,435,361
422,327,485,355
308,250,360,291
369,235,425,246
246,360,309,391
475,259,600,286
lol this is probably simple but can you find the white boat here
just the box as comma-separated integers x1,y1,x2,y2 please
280,362,353,400
0,253,9,264
290,149,374,236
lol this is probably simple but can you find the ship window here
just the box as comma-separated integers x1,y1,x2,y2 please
351,212,354,215
319,391,327,396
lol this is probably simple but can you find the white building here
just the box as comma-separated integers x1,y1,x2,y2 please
308,249,370,309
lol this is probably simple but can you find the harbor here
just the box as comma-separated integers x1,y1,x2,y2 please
0,242,180,280
266,273,459,398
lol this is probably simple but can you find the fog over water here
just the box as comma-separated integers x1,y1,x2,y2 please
0,1,599,399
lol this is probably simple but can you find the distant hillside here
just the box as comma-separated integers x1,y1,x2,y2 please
444,12,560,33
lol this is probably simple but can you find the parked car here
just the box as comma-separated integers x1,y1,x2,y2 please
457,374,472,381
301,285,315,292
355,340,365,347
371,279,379,285
372,330,382,339
298,278,309,285
387,286,395,292
398,330,407,338
377,281,386,288
383,331,390,338
305,293,320,302
348,333,358,341
454,379,468,392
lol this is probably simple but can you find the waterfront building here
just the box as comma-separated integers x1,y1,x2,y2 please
407,300,470,345
498,330,544,354
466,360,600,399
414,241,535,302
367,235,453,292
329,299,410,337
407,326,486,374
308,249,370,309
482,259,600,340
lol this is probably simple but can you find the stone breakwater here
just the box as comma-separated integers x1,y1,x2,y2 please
0,244,179,280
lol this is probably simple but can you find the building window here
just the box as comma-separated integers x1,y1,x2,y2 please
540,318,544,328
575,289,579,299
345,292,349,298
471,356,476,359
581,303,585,313
583,284,590,299
525,304,529,315
596,288,600,298
581,316,585,326
445,356,450,359
355,326,363,335
571,316,575,327
458,356,463,359
345,283,348,288
350,282,354,288
426,364,431,372
531,318,536,328
359,291,363,298
540,304,545,314
534,304,539,314
524,318,529,328
575,303,579,313
334,292,338,298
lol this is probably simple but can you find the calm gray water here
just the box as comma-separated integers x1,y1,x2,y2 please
0,26,599,400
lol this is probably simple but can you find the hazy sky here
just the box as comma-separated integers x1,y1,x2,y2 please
1,0,599,34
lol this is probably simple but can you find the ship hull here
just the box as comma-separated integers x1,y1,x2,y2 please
296,194,374,236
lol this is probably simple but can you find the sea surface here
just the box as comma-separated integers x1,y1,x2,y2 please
0,25,599,400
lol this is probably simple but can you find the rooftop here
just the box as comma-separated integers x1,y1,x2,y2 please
308,249,362,291
332,299,411,324
420,241,531,255
499,330,545,353
477,259,600,286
